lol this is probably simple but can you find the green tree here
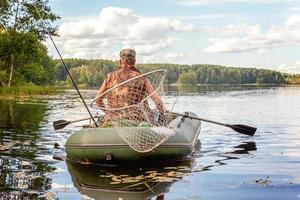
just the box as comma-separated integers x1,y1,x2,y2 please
0,0,59,39
0,31,55,85
0,0,59,87
178,69,197,85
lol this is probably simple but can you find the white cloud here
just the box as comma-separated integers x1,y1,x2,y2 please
139,55,156,63
205,37,259,53
257,48,270,54
277,61,300,73
165,52,196,60
48,7,194,59
168,14,224,20
177,0,293,6
202,23,261,36
126,38,176,56
51,182,73,191
204,15,300,53
285,15,300,26
288,7,300,12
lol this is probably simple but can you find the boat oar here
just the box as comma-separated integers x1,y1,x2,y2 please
170,111,257,136
53,117,93,130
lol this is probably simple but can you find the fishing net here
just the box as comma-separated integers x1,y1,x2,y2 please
91,69,176,153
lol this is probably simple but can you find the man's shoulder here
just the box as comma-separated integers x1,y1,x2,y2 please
106,70,118,79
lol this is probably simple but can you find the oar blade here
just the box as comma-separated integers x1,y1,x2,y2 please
229,124,257,136
53,120,69,130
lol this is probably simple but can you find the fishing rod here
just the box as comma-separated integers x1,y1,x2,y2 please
34,5,98,127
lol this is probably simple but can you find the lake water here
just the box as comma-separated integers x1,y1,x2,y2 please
0,85,299,200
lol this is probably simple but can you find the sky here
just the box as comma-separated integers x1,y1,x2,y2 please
47,0,300,73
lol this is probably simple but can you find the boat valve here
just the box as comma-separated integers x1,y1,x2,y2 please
177,112,189,128
105,153,113,161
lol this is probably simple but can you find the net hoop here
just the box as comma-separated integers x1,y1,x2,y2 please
90,69,176,153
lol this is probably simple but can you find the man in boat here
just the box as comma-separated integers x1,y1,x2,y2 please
95,48,167,126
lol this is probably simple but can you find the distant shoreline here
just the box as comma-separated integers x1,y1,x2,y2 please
168,83,291,86
1,83,300,99
0,85,64,100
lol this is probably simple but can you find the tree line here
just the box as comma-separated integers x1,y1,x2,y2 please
285,74,300,84
53,59,287,87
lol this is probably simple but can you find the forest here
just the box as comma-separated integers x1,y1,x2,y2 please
55,59,289,87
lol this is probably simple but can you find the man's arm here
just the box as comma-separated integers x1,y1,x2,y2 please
95,77,109,111
145,79,166,113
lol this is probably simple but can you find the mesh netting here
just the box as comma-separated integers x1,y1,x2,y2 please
91,69,176,152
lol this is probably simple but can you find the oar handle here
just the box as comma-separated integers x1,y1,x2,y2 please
170,111,227,127
53,115,100,130
69,117,92,124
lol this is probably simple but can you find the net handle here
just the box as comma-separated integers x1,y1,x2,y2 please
90,69,167,109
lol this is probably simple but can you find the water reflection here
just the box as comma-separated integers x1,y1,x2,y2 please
0,157,55,199
67,159,194,200
166,84,281,95
195,141,257,172
214,141,257,166
66,141,257,200
0,99,47,132
0,99,55,199
0,99,48,159
0,85,299,199
231,141,257,154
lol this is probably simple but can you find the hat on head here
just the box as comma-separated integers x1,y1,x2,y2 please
120,49,136,61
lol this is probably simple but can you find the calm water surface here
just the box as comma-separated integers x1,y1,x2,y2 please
0,85,299,200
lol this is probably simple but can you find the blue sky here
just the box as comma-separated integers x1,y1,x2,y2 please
47,0,300,73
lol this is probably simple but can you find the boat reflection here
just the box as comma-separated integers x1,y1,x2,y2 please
198,141,257,172
231,141,257,154
67,158,195,200
215,141,257,166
